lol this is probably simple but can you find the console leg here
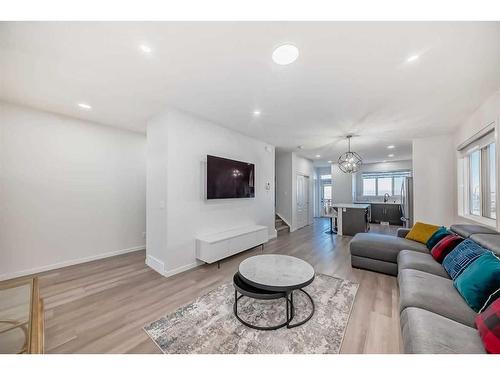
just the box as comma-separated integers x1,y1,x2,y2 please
217,261,220,269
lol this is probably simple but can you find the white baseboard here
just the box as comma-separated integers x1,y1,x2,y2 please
0,245,146,282
163,261,201,278
145,254,165,275
268,229,278,239
145,255,201,278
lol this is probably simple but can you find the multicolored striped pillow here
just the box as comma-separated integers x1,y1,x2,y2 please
430,234,463,263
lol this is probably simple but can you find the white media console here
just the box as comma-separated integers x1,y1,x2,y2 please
196,225,269,266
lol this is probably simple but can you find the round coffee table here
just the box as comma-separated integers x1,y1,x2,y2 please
233,254,315,330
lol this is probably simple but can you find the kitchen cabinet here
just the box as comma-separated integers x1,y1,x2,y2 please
369,203,403,225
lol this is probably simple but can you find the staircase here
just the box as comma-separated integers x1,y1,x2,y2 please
275,215,290,236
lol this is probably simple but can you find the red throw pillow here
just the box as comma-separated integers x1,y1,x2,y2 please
475,297,500,354
430,234,464,263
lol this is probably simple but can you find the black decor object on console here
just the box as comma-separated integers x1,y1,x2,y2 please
207,155,255,199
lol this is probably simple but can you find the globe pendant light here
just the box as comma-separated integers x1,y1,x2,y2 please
338,135,362,173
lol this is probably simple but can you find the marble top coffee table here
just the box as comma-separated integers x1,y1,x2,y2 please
233,254,315,330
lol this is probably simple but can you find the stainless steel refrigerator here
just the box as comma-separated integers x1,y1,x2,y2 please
400,176,414,228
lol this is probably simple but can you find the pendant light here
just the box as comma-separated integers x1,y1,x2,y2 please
338,135,362,173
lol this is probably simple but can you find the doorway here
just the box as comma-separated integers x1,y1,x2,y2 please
296,174,310,229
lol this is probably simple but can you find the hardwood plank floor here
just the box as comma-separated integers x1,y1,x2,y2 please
37,219,402,353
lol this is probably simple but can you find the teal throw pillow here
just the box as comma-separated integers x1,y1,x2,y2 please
426,226,450,249
454,251,500,312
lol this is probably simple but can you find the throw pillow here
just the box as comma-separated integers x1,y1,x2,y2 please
475,297,500,354
454,252,500,312
430,234,464,263
442,239,487,280
405,222,441,244
426,226,450,249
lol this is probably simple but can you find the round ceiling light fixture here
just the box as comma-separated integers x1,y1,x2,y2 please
338,135,362,173
272,44,299,65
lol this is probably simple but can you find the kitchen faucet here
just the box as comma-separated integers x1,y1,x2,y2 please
383,193,390,203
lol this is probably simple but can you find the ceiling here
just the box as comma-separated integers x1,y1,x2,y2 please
1,22,500,163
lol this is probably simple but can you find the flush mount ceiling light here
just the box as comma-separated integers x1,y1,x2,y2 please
139,44,152,54
253,110,261,117
315,154,321,158
338,135,362,173
272,44,299,65
387,145,395,149
77,103,92,110
388,153,395,158
406,54,419,63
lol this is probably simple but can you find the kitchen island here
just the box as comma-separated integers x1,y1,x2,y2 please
331,203,370,236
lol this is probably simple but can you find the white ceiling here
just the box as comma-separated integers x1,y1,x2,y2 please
1,22,500,163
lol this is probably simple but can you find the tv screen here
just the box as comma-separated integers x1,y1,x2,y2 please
207,155,255,199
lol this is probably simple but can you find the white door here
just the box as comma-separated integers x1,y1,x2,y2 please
296,174,309,229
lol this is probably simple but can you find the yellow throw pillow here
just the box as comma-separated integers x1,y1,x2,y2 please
405,222,441,244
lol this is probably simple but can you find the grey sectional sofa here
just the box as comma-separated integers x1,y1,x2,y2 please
349,224,500,354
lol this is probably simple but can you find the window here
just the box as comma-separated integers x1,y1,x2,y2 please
469,150,481,216
361,171,411,197
459,126,496,223
363,178,376,196
323,185,332,200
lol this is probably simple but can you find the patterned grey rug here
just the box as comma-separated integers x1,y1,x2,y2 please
144,273,358,354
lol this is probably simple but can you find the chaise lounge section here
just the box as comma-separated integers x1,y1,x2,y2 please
349,224,500,353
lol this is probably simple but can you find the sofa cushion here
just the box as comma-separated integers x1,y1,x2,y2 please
398,268,477,327
450,224,499,238
351,255,398,276
469,234,500,256
426,226,450,249
398,250,450,278
454,252,500,312
475,298,500,354
401,307,485,354
430,234,464,263
443,239,487,280
350,233,428,264
405,222,441,244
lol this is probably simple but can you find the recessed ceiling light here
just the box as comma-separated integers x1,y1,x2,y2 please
388,154,395,157
387,145,395,149
139,44,152,54
253,110,261,116
272,44,299,65
382,160,387,163
77,103,92,110
315,154,321,158
406,54,419,63
327,160,333,164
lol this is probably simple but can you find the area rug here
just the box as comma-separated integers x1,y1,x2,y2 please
143,273,358,354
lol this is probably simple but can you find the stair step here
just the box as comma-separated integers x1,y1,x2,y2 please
276,225,289,232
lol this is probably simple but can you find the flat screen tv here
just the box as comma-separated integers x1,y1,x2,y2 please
207,155,255,199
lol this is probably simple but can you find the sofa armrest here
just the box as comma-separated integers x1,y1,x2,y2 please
397,228,411,238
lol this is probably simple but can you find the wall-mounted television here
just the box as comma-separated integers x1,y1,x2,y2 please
207,155,255,199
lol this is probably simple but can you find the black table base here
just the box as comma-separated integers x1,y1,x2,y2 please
233,273,315,330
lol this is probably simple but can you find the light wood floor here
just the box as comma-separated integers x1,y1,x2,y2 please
37,219,402,354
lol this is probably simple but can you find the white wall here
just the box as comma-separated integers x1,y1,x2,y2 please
275,152,292,226
146,108,275,277
331,163,354,204
454,88,500,229
412,135,456,226
354,160,413,202
0,102,146,280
